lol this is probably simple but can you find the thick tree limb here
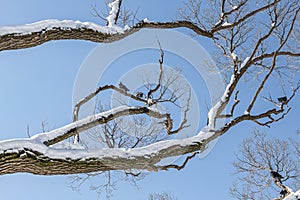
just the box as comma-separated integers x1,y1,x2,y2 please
0,103,208,175
0,20,212,51
0,129,206,175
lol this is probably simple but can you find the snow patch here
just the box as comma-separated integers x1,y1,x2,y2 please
147,98,153,106
241,56,250,69
124,25,131,30
207,102,221,130
0,123,213,161
244,110,249,115
231,52,238,61
31,105,130,143
106,0,122,31
207,74,235,130
283,190,300,200
50,141,85,150
223,22,232,26
0,19,123,36
271,22,276,27
221,74,235,102
143,18,150,23
0,104,215,162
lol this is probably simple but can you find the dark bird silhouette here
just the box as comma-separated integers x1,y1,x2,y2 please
280,189,288,197
136,92,144,98
119,82,130,92
164,120,169,127
271,171,283,184
277,96,287,104
164,119,173,129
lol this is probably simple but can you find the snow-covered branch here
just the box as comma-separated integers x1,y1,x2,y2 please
106,0,122,27
0,19,212,51
211,0,281,32
36,106,171,146
73,84,147,122
283,190,300,200
0,122,208,175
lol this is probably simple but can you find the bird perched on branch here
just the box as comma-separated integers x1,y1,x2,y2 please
136,92,144,98
164,119,173,128
280,189,288,197
119,82,130,92
277,96,287,104
270,171,283,184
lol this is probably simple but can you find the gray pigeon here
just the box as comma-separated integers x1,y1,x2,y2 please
119,82,130,92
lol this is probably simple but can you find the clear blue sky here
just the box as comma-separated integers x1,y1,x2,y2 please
0,1,299,199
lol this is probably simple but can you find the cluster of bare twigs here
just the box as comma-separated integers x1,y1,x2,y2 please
231,130,300,200
72,44,191,143
68,0,300,196
70,39,192,195
91,0,140,27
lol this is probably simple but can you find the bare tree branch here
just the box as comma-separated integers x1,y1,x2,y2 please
211,0,281,32
157,152,199,171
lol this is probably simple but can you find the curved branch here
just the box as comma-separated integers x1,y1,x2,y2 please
211,0,281,32
147,43,164,98
252,51,300,63
40,106,168,146
0,20,212,51
157,152,199,171
0,129,205,175
73,84,147,122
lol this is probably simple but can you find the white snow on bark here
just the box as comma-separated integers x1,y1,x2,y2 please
241,56,250,69
106,0,121,28
222,22,232,26
271,22,276,27
31,105,130,143
244,110,250,115
207,102,220,130
147,98,153,106
207,74,235,130
221,74,235,102
143,18,150,23
283,190,300,200
0,19,123,36
0,105,213,161
0,131,212,161
231,52,238,60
